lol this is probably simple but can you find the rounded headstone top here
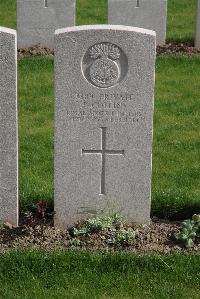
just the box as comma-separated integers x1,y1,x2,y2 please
55,24,156,37
0,27,16,35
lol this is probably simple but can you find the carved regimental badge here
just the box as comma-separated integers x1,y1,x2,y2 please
82,42,128,88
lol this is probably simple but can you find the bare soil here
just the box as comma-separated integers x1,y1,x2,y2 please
1,217,199,254
18,42,200,58
18,44,54,57
11,42,200,254
157,42,200,55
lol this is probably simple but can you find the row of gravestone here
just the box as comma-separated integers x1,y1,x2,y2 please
16,0,200,48
0,24,155,228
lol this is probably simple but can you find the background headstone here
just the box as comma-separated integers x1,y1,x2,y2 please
54,25,156,228
195,0,200,48
0,27,18,226
17,0,76,49
108,0,167,45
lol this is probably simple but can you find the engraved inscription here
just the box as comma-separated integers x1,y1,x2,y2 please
66,92,144,123
82,43,128,88
82,127,124,195
66,109,143,123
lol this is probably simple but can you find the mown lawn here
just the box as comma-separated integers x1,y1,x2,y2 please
0,1,199,298
18,56,200,218
0,0,197,42
0,250,200,299
167,0,196,42
1,0,198,217
153,56,200,218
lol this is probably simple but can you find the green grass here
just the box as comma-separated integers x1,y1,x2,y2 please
0,0,197,43
77,0,107,25
167,0,196,43
0,0,16,29
19,58,54,209
1,1,200,217
18,56,200,218
153,56,200,218
1,2,200,297
0,250,199,299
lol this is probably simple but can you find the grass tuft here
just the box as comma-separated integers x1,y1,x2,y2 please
0,250,200,299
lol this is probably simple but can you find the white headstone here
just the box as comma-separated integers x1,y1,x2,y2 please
108,0,167,45
195,0,200,48
54,25,156,228
0,27,18,226
17,0,76,49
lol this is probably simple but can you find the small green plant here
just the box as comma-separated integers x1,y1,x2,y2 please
73,213,123,236
72,213,137,247
175,214,200,248
69,238,81,247
110,227,136,246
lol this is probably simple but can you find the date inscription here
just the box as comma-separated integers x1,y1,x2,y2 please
66,92,144,123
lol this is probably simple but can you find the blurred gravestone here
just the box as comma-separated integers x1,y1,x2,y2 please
17,0,76,49
0,27,18,226
54,25,156,228
108,0,167,45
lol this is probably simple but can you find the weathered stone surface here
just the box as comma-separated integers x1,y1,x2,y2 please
54,25,156,228
17,0,76,49
0,27,18,226
108,0,167,45
195,0,200,48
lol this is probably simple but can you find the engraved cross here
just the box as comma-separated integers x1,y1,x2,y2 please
82,127,125,195
44,0,48,8
136,0,140,7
